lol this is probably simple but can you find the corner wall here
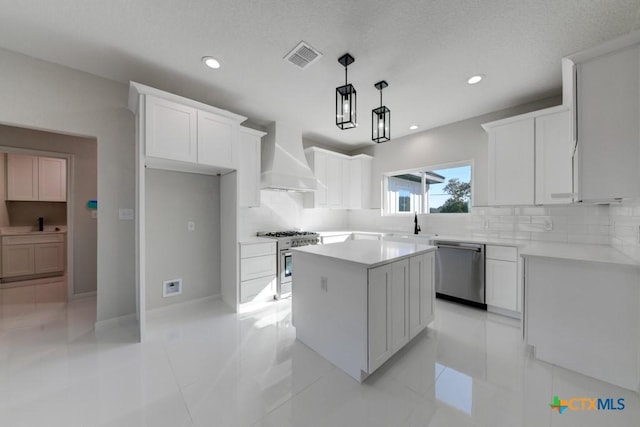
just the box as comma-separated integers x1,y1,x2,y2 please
0,47,135,322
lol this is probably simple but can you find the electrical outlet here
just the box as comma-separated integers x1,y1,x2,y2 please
163,279,182,297
483,219,489,229
544,219,553,231
321,277,328,292
91,210,97,219
187,221,195,231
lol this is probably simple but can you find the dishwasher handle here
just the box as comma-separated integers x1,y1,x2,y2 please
436,243,483,252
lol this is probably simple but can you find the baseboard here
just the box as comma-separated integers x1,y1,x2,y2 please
146,293,222,319
71,291,96,300
487,305,522,320
94,313,137,332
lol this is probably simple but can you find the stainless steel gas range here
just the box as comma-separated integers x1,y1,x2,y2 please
257,231,320,299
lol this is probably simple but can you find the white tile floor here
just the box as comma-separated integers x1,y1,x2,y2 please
0,294,638,426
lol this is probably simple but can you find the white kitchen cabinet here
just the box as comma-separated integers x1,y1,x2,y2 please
239,241,276,304
2,233,65,278
34,242,65,274
38,157,67,201
486,118,535,205
409,251,434,339
573,45,640,201
326,154,345,208
129,82,246,175
2,244,35,277
7,154,38,201
144,95,198,163
7,154,66,202
348,155,373,209
238,127,266,207
304,147,372,209
486,245,519,316
534,110,574,204
524,255,640,391
368,258,409,373
197,110,238,169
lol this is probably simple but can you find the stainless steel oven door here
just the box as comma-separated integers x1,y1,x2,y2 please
278,250,292,299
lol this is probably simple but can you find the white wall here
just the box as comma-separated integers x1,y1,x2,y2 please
0,48,135,322
145,169,220,310
239,190,349,237
354,96,562,208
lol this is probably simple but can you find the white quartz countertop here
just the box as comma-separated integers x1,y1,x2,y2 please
238,236,276,244
520,242,639,266
1,226,67,236
292,239,436,268
431,235,528,247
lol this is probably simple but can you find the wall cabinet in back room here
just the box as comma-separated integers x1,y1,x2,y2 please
7,154,66,202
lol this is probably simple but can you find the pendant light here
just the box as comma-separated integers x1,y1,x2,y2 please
372,80,390,143
336,53,357,129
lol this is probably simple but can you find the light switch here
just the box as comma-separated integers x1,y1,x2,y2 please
91,210,98,219
119,208,134,220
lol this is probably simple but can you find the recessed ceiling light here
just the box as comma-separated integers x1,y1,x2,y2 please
467,74,485,85
202,56,221,69
409,125,419,130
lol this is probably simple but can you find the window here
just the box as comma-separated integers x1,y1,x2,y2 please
383,163,471,215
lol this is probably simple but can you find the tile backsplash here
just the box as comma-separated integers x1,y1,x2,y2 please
348,204,613,245
241,193,640,262
238,190,348,238
610,201,640,263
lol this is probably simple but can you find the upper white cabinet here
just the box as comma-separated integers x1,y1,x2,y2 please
572,44,640,202
535,110,574,204
238,127,266,208
486,118,535,206
144,95,198,163
348,155,373,209
304,147,372,209
483,106,574,206
7,154,66,202
129,82,246,175
197,110,238,169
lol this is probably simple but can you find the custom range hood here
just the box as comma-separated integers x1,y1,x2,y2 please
261,122,317,191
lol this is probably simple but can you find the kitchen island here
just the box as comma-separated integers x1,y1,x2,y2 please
291,239,436,382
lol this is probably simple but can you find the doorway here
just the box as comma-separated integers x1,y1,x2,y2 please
0,125,97,335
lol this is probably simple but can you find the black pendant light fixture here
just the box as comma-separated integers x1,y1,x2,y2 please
336,53,357,129
372,80,390,143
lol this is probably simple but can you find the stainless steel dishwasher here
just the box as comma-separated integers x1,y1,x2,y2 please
434,241,486,309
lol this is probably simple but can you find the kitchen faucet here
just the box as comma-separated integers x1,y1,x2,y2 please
414,212,421,234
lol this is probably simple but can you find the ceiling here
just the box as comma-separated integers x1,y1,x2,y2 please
0,0,639,151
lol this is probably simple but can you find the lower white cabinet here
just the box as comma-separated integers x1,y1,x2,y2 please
409,252,434,339
368,252,434,373
524,255,640,391
2,234,65,278
485,245,519,316
239,241,276,304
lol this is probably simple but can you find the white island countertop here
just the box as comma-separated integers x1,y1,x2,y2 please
292,239,436,268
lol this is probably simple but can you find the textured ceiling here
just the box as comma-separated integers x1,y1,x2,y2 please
0,0,639,150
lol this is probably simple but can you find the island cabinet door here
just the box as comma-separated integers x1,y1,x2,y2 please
368,259,410,373
409,252,434,340
368,264,392,373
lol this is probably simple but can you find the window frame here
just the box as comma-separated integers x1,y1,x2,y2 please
382,160,474,216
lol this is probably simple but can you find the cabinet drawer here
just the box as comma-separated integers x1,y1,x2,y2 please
240,254,276,281
240,242,276,259
2,234,64,245
486,245,517,262
240,275,275,303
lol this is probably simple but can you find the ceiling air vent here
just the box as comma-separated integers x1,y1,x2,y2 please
284,41,322,69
